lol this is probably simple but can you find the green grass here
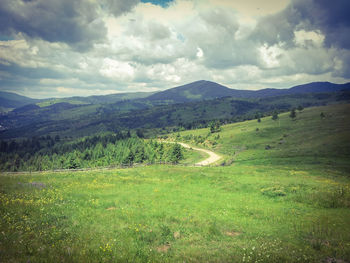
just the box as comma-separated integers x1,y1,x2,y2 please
177,104,350,167
1,165,349,262
37,99,89,107
1,103,350,262
179,148,208,165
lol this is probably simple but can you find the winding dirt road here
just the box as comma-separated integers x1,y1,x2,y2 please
176,142,222,166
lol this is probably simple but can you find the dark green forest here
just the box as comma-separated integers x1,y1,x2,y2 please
0,134,183,172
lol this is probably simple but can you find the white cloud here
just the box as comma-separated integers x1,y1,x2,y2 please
0,0,350,98
294,30,325,48
196,47,203,58
100,58,135,80
259,43,282,68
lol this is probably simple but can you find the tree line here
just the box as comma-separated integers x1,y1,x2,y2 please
0,134,184,172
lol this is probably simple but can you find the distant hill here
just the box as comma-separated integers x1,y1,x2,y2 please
287,82,350,93
252,82,350,98
1,89,349,139
78,92,156,104
0,90,155,111
146,80,239,103
1,81,349,111
37,92,156,107
0,91,39,111
1,80,350,139
144,80,350,103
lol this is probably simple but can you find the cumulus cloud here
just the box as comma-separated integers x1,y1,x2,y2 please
0,0,108,51
0,0,350,98
252,0,350,49
0,0,140,51
103,0,140,17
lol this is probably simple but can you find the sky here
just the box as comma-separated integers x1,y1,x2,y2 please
0,0,350,98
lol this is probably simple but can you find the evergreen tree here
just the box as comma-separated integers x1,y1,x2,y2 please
136,129,145,138
272,111,279,121
123,150,134,165
210,121,221,133
169,143,183,164
290,109,296,119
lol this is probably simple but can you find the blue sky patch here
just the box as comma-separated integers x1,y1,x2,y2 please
141,0,174,8
0,35,14,41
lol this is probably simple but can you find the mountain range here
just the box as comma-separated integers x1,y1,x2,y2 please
1,80,350,111
0,80,350,139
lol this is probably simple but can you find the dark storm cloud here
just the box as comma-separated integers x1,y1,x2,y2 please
252,0,350,49
0,0,138,51
311,0,350,49
0,0,106,51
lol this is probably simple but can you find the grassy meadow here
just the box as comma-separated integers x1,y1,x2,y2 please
1,104,350,262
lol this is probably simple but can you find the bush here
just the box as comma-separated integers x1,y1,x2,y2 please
261,186,286,197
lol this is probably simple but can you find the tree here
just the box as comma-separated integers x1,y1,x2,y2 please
0,141,8,152
297,105,304,111
136,129,145,138
169,143,183,164
210,121,221,133
68,155,80,169
272,111,279,121
255,112,262,120
289,109,296,119
123,150,134,165
134,146,145,163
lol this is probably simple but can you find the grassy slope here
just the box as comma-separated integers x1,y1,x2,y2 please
178,103,350,167
0,104,349,262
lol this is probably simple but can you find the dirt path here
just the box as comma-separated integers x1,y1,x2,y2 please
176,142,222,166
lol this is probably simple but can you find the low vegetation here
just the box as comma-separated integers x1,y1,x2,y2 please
0,103,349,262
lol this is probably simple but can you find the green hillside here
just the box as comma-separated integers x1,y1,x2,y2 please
176,103,350,168
1,90,349,139
0,91,39,112
0,103,349,262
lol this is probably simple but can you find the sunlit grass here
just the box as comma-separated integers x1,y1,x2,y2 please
1,163,350,262
1,103,350,262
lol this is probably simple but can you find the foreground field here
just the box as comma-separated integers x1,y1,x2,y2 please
1,104,350,262
1,164,350,262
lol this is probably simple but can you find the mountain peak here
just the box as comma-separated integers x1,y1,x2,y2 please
147,80,234,103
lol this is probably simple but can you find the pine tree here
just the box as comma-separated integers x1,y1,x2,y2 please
272,111,279,121
123,150,134,165
210,121,221,133
169,143,183,164
290,109,296,119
